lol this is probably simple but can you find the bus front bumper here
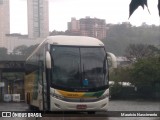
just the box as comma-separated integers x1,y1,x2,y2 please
50,96,109,111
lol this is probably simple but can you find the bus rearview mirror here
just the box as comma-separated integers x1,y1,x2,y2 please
46,51,52,69
107,52,117,68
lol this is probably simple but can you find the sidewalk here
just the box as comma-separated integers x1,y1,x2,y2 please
0,102,28,111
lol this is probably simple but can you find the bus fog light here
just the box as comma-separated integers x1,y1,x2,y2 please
51,93,65,100
101,103,107,108
54,103,61,108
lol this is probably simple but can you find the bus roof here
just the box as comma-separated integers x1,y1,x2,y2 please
26,36,104,61
46,36,104,46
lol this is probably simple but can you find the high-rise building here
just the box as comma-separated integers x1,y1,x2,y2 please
79,17,107,40
0,0,10,47
68,17,80,32
27,0,49,38
67,17,81,36
68,17,107,40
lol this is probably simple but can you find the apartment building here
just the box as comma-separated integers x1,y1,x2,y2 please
68,17,107,40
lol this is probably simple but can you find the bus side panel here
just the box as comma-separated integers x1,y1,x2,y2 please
25,42,46,109
25,70,39,108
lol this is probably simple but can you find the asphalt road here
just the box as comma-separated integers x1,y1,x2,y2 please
0,100,159,120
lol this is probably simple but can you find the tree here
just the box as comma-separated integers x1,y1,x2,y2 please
12,44,38,58
129,0,160,18
0,47,7,56
24,44,38,57
131,57,160,87
110,67,132,84
0,47,8,60
13,45,28,55
109,66,133,98
103,23,160,56
125,44,160,62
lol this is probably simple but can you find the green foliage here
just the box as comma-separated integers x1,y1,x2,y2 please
0,47,9,61
109,67,136,99
131,57,160,86
102,23,160,56
24,44,38,57
125,44,160,61
110,84,122,98
0,47,8,58
13,44,38,57
110,56,160,99
110,67,132,83
13,45,28,55
0,44,38,61
106,41,160,89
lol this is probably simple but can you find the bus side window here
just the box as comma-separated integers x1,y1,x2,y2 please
38,44,44,85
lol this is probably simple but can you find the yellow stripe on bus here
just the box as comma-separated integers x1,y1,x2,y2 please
57,90,84,98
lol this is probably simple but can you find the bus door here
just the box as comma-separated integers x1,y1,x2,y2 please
38,60,48,111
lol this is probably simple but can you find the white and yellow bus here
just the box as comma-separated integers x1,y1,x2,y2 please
25,36,117,113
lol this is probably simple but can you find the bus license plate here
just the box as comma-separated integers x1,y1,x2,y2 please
76,105,87,109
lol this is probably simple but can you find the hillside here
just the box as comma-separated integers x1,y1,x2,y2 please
102,23,160,56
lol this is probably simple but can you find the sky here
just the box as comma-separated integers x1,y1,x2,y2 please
10,0,160,34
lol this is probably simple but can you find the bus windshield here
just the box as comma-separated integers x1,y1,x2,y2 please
51,46,108,91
